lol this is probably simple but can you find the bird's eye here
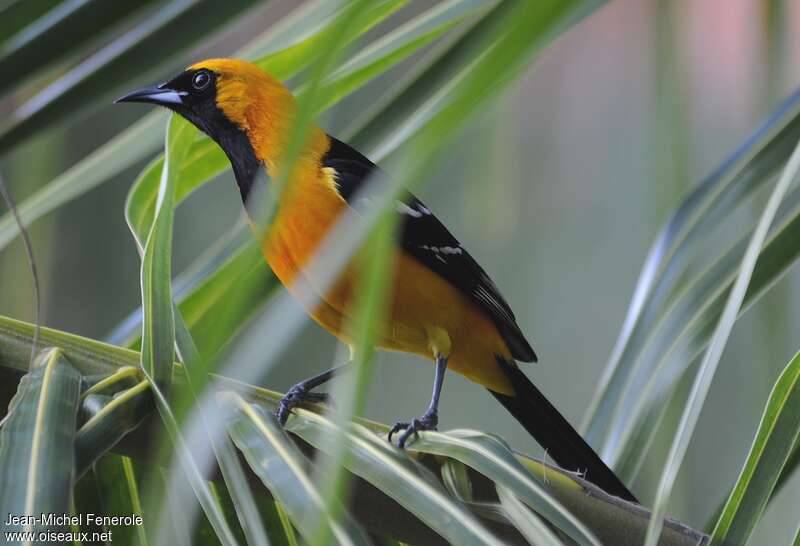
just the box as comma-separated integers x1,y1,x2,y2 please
192,70,211,90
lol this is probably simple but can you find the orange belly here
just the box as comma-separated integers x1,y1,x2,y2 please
259,170,514,394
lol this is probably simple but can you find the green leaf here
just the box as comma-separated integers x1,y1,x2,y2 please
216,434,272,546
138,115,193,386
0,111,166,252
74,367,152,476
606,184,800,480
312,0,494,114
0,0,483,254
0,0,155,95
710,351,800,546
147,375,242,546
0,348,81,536
254,0,408,80
496,485,565,546
285,408,501,546
0,0,404,249
584,88,800,449
77,454,150,546
222,393,370,546
135,115,242,546
643,137,800,546
0,0,258,154
0,314,712,546
408,430,600,546
0,0,62,45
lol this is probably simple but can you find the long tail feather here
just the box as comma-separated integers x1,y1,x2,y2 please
489,357,637,503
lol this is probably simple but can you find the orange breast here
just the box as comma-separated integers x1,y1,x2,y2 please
258,167,514,394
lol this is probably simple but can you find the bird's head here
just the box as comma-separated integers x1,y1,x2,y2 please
117,58,326,196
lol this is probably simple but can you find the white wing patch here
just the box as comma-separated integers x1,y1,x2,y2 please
396,201,430,218
419,244,464,264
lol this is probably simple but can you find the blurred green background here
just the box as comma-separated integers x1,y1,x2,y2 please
1,0,799,542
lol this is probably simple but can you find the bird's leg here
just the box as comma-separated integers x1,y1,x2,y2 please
276,364,349,425
389,355,448,448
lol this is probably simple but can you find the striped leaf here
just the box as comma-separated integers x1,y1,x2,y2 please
710,351,800,546
0,348,81,539
222,393,370,546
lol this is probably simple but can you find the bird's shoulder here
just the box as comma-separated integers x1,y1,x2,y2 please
321,134,537,362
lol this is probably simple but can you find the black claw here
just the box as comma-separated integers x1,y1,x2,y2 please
276,384,332,425
389,412,438,449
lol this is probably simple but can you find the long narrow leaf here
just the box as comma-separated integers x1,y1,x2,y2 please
0,111,166,252
497,485,565,546
0,348,81,538
0,0,155,94
222,393,369,546
710,351,800,546
285,408,501,546
408,430,600,546
216,434,272,546
0,0,410,249
585,88,800,447
643,137,800,546
607,184,800,478
0,0,258,154
138,115,192,386
137,116,240,546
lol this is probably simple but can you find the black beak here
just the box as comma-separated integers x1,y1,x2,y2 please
115,84,185,106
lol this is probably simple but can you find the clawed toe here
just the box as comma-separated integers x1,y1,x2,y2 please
276,385,332,425
388,413,437,449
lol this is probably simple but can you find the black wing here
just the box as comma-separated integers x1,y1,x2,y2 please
323,135,536,362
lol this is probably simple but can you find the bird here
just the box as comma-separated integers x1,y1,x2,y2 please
117,58,637,503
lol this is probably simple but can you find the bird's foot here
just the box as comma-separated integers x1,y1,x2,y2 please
276,384,332,425
388,411,438,449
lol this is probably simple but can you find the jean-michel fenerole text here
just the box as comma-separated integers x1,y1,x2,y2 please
4,513,143,527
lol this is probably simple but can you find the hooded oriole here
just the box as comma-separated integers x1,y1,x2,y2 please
118,58,637,502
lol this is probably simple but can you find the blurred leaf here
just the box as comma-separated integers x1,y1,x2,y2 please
108,227,274,356
222,393,370,546
585,88,800,449
441,458,473,501
216,434,272,546
109,0,493,349
496,485,565,546
0,111,167,252
0,0,378,251
0,0,257,155
0,0,502,254
135,115,242,546
0,348,81,536
409,430,600,546
0,0,62,44
309,209,396,546
314,0,494,112
255,0,407,79
349,0,518,156
709,351,800,546
285,408,501,546
609,184,800,480
643,137,800,546
147,370,241,546
0,0,155,95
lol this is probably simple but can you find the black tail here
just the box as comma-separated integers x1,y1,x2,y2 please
489,357,638,503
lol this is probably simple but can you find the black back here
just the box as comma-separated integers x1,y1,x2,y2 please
323,136,536,362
